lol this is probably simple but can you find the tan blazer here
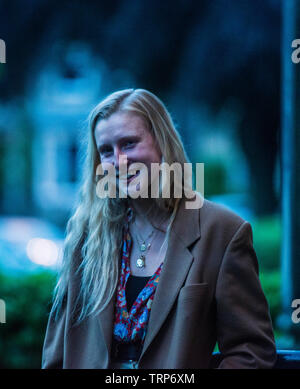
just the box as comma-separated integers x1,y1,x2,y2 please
42,198,277,369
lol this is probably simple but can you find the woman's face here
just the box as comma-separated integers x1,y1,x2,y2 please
94,111,162,194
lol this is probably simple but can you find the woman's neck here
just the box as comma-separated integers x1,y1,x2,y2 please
129,198,171,232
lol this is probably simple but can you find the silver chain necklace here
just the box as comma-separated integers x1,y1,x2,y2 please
129,205,170,268
133,220,157,268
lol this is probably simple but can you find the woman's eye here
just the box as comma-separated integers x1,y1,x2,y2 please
100,148,113,156
123,141,135,149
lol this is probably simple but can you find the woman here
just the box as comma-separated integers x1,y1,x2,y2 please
42,88,276,369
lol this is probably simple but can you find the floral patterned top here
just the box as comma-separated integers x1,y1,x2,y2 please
113,208,163,344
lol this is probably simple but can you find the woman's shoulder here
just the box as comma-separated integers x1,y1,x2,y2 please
182,192,246,225
199,196,249,240
177,193,248,242
201,197,246,225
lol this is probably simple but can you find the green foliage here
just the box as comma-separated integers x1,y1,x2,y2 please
259,270,282,327
252,215,281,271
203,160,227,196
0,271,56,368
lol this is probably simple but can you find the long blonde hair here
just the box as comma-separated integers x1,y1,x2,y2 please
52,88,191,323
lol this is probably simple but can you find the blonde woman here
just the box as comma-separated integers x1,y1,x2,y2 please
42,89,276,369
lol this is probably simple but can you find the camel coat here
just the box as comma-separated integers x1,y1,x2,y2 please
42,197,277,369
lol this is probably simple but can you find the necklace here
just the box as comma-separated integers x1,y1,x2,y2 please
129,204,170,268
133,220,157,268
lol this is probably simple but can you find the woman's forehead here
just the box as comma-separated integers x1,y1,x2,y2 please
94,111,149,140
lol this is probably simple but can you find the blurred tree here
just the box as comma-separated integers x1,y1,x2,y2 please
174,0,281,215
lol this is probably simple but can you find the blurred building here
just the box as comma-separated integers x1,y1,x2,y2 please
27,42,104,226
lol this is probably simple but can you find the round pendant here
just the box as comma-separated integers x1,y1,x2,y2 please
136,256,145,268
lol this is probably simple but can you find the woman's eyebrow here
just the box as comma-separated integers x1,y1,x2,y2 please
120,135,140,143
98,135,140,150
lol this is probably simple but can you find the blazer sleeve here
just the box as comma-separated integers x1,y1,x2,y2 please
215,221,277,369
41,300,67,369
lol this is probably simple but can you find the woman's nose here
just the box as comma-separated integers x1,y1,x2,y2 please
110,147,120,168
113,149,127,170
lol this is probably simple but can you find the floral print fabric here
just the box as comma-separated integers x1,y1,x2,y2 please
113,208,163,343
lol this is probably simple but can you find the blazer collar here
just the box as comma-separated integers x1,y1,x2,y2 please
171,194,202,246
97,194,203,366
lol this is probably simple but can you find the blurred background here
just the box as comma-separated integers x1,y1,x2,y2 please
0,0,299,368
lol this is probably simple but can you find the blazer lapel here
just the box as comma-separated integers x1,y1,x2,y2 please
140,197,202,360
